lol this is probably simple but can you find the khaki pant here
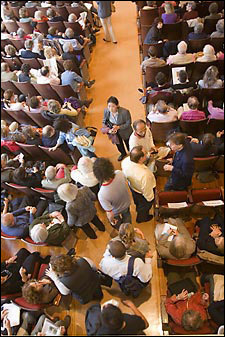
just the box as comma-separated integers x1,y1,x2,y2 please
100,16,117,42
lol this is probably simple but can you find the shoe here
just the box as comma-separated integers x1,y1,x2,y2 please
138,88,144,93
103,38,110,42
96,224,105,232
136,215,153,223
113,41,118,44
117,154,126,162
67,248,75,256
41,255,51,264
93,28,100,33
87,79,95,88
63,315,71,330
84,98,93,108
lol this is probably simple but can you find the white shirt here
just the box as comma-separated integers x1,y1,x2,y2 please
147,108,179,123
122,157,156,202
37,75,60,85
100,253,152,283
129,128,155,153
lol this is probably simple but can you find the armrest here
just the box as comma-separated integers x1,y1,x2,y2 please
187,187,193,203
154,190,160,208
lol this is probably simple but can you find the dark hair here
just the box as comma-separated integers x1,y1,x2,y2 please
153,17,163,26
13,167,26,182
30,96,39,109
50,255,77,276
178,70,188,83
93,158,115,184
18,94,26,103
167,132,187,146
21,63,31,75
209,2,218,14
148,45,157,57
22,280,42,304
53,118,72,133
202,133,215,147
155,72,167,85
101,304,124,331
63,60,74,71
109,240,126,259
107,96,119,106
133,119,146,130
130,146,145,163
40,66,49,76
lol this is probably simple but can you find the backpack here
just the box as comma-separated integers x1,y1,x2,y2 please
85,303,102,336
117,256,147,298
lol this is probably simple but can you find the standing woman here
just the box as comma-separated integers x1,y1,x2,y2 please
96,1,117,44
102,96,133,161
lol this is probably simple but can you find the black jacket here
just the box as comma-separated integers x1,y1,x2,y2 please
144,25,162,44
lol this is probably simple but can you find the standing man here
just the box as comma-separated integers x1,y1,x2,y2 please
122,146,156,223
96,1,117,43
129,119,156,153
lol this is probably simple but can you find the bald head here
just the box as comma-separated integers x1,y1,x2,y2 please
130,146,146,164
1,213,15,227
45,166,56,180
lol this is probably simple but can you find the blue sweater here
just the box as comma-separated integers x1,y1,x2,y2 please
1,208,34,238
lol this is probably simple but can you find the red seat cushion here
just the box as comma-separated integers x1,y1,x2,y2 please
166,256,201,266
13,297,48,310
1,292,22,300
191,189,221,203
22,237,46,245
159,191,188,206
1,231,17,239
33,187,55,193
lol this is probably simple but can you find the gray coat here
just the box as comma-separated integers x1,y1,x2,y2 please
66,186,97,227
103,107,133,140
96,1,112,19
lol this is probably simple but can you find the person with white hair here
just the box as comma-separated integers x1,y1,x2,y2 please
167,41,195,65
211,19,224,38
182,1,199,21
196,45,217,62
41,164,71,190
71,157,99,195
57,183,105,239
188,22,208,40
32,10,48,22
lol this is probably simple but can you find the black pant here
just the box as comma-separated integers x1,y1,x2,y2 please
131,188,154,223
18,196,48,217
116,133,130,156
81,215,105,239
164,177,187,191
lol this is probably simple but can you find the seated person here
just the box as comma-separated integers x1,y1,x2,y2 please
162,3,178,24
198,66,223,89
2,89,29,112
61,42,82,71
211,19,224,38
1,125,25,155
71,156,99,195
12,165,42,188
86,299,149,335
29,95,44,113
41,164,71,190
196,44,217,62
172,69,197,94
1,248,50,295
167,41,195,65
196,215,224,256
21,125,41,146
59,28,84,51
188,22,208,40
207,100,224,120
100,240,152,291
41,125,60,147
19,7,33,23
189,133,222,157
155,218,196,259
180,96,206,120
141,46,166,72
147,100,179,123
45,254,103,304
146,72,174,93
205,2,222,20
1,153,22,183
37,66,60,85
32,10,48,23
45,99,79,121
18,63,34,83
144,17,163,44
163,132,194,191
20,39,41,59
1,63,17,82
46,26,62,40
182,1,199,21
46,8,64,22
29,210,71,245
1,195,47,238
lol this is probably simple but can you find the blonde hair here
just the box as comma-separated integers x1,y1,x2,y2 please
44,46,54,59
9,121,19,132
47,100,61,114
165,3,174,14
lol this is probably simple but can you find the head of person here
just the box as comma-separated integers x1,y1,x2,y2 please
16,28,25,39
3,89,15,103
40,66,50,78
47,99,61,114
57,183,78,203
153,17,163,30
133,119,147,137
1,153,8,168
148,45,158,58
19,7,29,18
203,44,215,57
22,279,45,304
194,22,204,34
101,304,124,331
44,46,54,59
1,125,9,139
46,8,56,19
50,255,77,276
53,117,72,133
11,132,26,143
169,235,187,259
1,62,10,73
30,223,48,243
24,39,34,51
208,2,219,15
203,65,219,88
119,223,135,247
9,121,19,133
63,42,74,53
215,236,224,254
155,100,168,114
21,63,31,76
178,41,188,55
216,19,224,34
48,26,57,37
34,10,43,21
4,44,17,57
178,70,188,84
107,96,119,113
167,132,187,152
65,28,74,39
30,96,41,109
130,145,147,164
68,13,77,23
45,165,57,180
109,240,126,259
201,133,215,147
63,59,74,72
21,125,36,139
186,1,196,12
42,125,55,138
155,72,167,86
181,310,203,331
164,2,174,14
77,156,95,175
187,96,199,110
93,158,115,184
1,213,15,228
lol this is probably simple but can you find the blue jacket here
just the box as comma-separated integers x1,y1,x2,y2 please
97,1,112,19
1,208,34,238
171,143,194,189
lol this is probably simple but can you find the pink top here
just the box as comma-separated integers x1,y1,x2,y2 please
56,168,65,179
181,109,206,121
208,101,224,120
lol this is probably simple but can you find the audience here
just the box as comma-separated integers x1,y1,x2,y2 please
188,22,208,40
207,100,224,119
211,19,224,38
37,65,60,85
205,2,222,20
167,41,195,65
147,100,179,123
41,164,71,190
141,46,166,72
144,17,163,44
162,3,177,24
196,44,217,62
198,66,223,89
1,62,17,82
182,1,198,21
20,39,41,59
180,96,206,120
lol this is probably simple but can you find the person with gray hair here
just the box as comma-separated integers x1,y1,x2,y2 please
167,41,195,65
183,2,198,21
57,183,105,239
16,27,26,39
20,39,40,59
41,164,71,190
211,19,224,38
188,22,209,40
147,100,179,123
155,218,196,260
59,28,83,51
205,2,222,20
1,62,17,82
61,42,82,74
197,44,217,62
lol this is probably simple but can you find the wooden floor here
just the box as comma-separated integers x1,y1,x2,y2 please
1,2,224,336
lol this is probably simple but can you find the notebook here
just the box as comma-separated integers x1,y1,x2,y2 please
42,318,61,336
2,303,20,327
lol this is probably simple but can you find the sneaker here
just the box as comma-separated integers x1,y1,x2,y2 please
117,154,126,162
138,88,144,93
113,41,118,44
87,79,95,88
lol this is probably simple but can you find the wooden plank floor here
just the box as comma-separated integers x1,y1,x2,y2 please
1,2,224,336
